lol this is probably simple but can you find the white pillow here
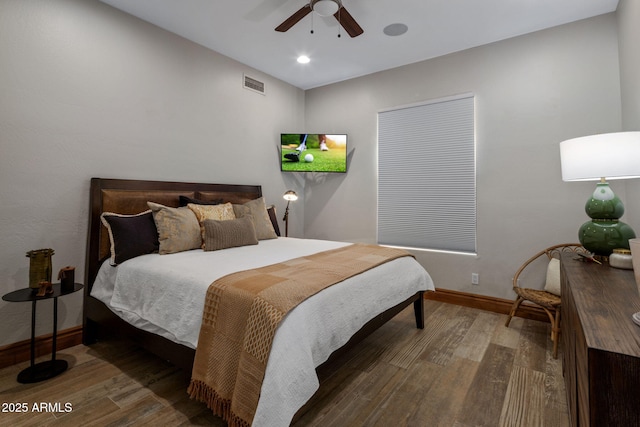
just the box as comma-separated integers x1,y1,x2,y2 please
544,258,561,296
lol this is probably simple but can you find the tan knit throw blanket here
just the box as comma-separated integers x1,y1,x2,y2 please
188,243,412,427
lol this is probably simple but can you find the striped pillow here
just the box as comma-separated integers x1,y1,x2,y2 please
203,216,258,251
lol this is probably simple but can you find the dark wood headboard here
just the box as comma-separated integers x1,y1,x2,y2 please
84,178,268,292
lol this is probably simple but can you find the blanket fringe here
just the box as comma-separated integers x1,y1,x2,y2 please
188,379,250,427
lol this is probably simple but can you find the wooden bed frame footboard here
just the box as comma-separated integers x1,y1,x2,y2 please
83,178,425,373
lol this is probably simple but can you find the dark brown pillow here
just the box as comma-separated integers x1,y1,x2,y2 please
179,195,223,207
203,216,258,251
266,205,281,237
100,211,159,265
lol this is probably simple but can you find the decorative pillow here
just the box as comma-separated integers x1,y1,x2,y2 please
179,195,223,207
100,210,159,265
237,197,278,240
266,204,281,237
203,216,258,251
147,202,201,254
544,258,561,296
232,204,251,218
233,202,280,237
188,202,236,248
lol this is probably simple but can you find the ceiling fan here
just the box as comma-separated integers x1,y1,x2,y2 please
275,0,364,38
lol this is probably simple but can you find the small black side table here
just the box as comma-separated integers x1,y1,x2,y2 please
2,283,83,383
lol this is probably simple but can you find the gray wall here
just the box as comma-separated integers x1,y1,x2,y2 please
618,0,640,222
303,13,623,300
0,0,304,346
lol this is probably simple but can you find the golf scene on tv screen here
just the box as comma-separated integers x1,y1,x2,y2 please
281,133,347,173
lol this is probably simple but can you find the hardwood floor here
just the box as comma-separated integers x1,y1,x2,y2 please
0,300,568,426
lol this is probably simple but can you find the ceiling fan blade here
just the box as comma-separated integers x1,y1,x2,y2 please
335,6,364,37
275,5,312,32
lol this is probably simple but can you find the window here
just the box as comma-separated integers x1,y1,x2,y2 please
377,94,476,253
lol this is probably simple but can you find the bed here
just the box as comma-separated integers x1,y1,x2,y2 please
83,178,434,426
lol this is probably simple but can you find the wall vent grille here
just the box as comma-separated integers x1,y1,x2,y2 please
243,74,266,95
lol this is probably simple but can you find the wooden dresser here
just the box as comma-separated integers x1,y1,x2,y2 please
560,252,640,426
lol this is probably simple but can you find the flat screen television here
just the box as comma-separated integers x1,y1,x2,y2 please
281,133,347,173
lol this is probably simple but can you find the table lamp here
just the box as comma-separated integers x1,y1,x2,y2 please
282,190,298,237
560,132,640,256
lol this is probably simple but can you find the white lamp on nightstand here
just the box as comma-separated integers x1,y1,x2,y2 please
561,132,640,327
560,132,640,256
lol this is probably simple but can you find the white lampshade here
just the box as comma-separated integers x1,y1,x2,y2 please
283,190,298,201
560,132,640,181
313,0,339,17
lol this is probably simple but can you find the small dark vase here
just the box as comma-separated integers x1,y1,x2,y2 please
58,266,75,293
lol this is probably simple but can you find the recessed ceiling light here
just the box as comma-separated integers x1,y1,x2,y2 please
297,55,310,64
383,23,408,37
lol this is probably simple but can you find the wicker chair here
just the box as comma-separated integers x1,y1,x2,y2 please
505,243,586,358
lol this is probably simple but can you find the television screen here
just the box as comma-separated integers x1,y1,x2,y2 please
280,133,347,173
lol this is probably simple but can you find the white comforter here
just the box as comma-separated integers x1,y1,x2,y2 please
91,237,434,426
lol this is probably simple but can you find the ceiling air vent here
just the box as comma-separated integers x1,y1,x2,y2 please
243,74,266,95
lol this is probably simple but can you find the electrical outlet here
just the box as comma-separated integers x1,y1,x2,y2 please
471,273,479,285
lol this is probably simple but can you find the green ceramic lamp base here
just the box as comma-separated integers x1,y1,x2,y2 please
578,181,636,256
579,219,636,256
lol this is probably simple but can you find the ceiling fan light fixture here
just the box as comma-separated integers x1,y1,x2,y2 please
312,0,340,17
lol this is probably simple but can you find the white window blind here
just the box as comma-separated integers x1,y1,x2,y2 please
377,94,476,253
